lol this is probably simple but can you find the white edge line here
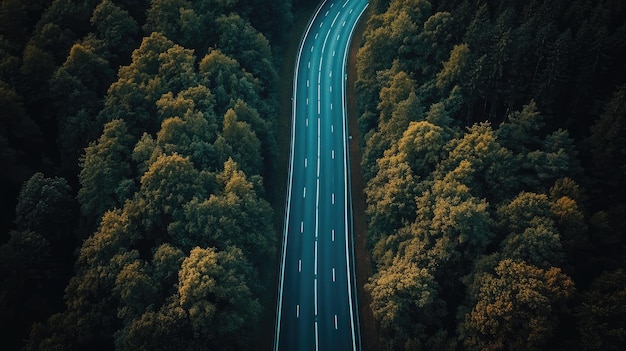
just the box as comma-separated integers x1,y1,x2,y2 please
274,1,330,350
342,2,369,351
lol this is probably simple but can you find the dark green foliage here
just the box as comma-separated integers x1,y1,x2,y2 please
2,0,288,348
358,0,626,349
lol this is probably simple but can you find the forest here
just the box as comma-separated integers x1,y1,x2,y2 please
357,0,626,350
2,0,626,350
1,0,293,349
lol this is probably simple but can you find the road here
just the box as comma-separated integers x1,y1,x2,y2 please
274,0,368,350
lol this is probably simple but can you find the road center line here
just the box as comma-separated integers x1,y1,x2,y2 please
331,11,341,27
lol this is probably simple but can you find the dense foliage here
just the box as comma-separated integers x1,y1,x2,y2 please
1,0,291,349
357,0,626,349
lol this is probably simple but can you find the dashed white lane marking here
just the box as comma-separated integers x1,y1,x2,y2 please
325,10,329,16
311,45,314,52
332,193,335,204
332,229,335,241
301,221,303,233
330,86,333,93
315,32,318,39
299,259,302,272
303,187,306,198
331,125,334,133
307,79,309,87
330,103,333,111
332,150,335,159
296,304,300,318
305,158,308,168
335,315,338,329
332,267,336,282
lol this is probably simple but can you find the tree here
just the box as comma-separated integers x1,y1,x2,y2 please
589,85,626,204
0,230,55,350
170,158,275,262
128,153,202,238
496,101,544,153
90,0,139,59
215,14,276,91
198,49,262,116
100,32,176,134
178,246,261,349
221,108,262,175
61,209,139,348
367,257,445,350
14,172,75,243
155,88,218,170
114,303,190,351
496,192,552,236
436,43,470,92
436,122,516,201
397,120,446,177
78,119,135,226
460,259,574,351
577,269,626,351
365,152,418,249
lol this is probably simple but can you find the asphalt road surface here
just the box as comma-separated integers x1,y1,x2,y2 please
274,0,368,350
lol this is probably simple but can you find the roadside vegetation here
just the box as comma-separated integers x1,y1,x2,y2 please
1,0,292,349
356,0,626,349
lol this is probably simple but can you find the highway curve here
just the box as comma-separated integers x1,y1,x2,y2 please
274,0,369,350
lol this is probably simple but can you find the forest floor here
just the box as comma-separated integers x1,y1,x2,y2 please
267,2,379,350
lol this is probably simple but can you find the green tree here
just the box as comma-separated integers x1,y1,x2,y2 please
78,119,135,226
460,259,574,351
178,246,261,349
114,303,190,351
367,257,445,350
215,13,276,90
100,32,176,134
589,85,626,204
155,88,218,170
15,172,75,243
49,39,114,173
220,108,262,175
577,269,626,351
436,122,516,201
170,158,275,262
128,153,202,239
198,49,262,116
0,230,55,350
435,43,470,92
90,0,139,58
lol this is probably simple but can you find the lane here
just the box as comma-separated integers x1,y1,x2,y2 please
275,0,368,350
